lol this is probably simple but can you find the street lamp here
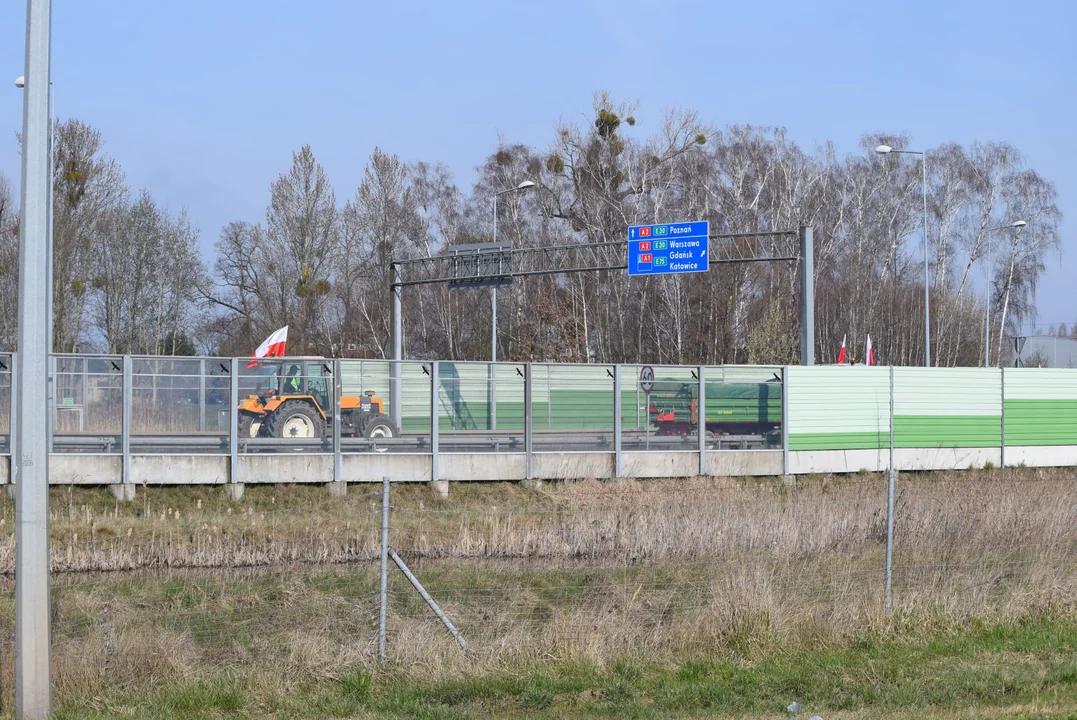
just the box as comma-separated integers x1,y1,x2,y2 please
15,75,53,354
15,0,54,712
484,180,533,432
16,75,55,458
876,144,931,367
489,180,534,362
984,220,1027,367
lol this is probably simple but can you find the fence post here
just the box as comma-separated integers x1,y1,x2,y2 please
333,357,343,488
431,361,445,496
378,474,389,663
613,364,622,478
81,358,88,431
885,364,896,614
390,263,402,427
1000,367,1006,468
229,357,239,488
524,363,533,480
46,353,54,454
698,365,706,477
198,358,206,433
122,355,132,487
9,351,16,487
781,366,790,475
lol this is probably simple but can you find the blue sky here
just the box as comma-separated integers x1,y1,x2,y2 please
2,0,1074,331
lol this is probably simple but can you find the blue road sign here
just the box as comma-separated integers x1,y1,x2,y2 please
627,221,709,276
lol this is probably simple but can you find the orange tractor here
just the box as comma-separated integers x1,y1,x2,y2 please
237,358,398,442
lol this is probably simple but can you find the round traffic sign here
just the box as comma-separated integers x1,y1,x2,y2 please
639,365,655,394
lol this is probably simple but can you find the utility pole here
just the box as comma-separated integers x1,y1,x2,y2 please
15,0,54,716
799,226,814,365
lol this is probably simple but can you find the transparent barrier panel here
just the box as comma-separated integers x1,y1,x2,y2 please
131,357,230,454
53,356,123,453
702,366,783,450
203,359,233,435
340,359,429,453
0,354,10,452
621,364,699,452
437,362,524,453
531,364,615,452
238,358,336,454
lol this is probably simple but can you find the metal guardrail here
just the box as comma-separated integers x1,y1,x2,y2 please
49,429,778,455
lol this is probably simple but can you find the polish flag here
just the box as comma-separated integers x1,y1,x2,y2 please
865,335,875,367
248,326,288,368
837,334,847,364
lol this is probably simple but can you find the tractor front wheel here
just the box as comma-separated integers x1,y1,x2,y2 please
265,400,325,439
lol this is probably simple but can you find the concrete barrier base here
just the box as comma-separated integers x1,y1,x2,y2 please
224,483,245,501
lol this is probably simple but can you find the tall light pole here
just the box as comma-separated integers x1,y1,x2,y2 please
14,75,52,354
489,180,534,363
15,0,53,715
486,180,533,432
17,75,54,458
876,145,931,367
984,220,1027,367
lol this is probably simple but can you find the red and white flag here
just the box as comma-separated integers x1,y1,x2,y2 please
865,335,875,367
837,334,847,364
248,326,288,368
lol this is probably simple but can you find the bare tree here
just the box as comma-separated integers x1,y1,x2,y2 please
260,145,339,353
51,119,127,351
188,96,1064,368
995,170,1062,362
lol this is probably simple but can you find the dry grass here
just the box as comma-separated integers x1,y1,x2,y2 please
0,466,1068,574
0,468,1072,715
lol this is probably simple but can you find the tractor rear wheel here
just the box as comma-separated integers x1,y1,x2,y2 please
362,413,399,452
265,400,325,439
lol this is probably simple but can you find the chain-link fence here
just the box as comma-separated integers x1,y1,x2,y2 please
0,468,1071,708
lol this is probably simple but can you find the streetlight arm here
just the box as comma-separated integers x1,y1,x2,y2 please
988,221,1029,232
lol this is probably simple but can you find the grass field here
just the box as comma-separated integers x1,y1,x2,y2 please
42,613,1077,719
0,468,1074,718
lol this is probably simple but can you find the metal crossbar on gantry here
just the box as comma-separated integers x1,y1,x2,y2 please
390,230,801,288
387,228,814,425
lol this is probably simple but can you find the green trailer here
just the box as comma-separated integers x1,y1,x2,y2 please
648,375,782,437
